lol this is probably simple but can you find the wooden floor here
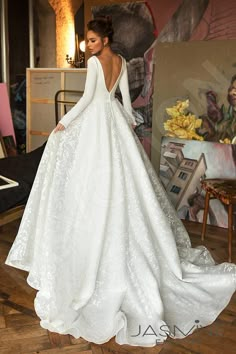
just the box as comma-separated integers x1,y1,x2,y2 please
0,220,235,354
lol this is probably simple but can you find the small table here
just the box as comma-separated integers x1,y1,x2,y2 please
201,179,236,262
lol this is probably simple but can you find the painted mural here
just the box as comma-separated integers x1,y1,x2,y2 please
89,0,236,158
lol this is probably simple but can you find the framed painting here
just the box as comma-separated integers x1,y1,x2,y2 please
152,39,236,172
160,136,236,228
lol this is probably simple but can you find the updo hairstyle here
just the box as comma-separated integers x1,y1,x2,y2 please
87,16,114,43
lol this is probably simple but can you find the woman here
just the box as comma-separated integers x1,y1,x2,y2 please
5,17,236,347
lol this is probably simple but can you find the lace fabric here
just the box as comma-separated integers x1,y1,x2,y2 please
5,55,236,346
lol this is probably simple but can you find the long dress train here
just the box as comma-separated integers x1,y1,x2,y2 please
6,55,236,347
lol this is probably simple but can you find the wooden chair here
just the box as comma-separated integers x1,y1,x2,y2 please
201,178,236,262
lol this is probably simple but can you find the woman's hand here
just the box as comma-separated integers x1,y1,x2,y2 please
54,123,65,133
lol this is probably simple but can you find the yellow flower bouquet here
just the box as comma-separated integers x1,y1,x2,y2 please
164,99,203,141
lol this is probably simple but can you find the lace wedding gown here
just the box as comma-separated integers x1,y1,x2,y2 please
6,55,236,347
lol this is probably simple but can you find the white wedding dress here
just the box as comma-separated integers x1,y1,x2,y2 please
6,55,236,347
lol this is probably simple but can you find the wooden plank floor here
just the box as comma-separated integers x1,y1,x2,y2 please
0,220,235,354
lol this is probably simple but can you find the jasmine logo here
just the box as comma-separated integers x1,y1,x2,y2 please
131,320,202,342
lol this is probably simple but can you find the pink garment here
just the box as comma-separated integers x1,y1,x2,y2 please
0,83,16,142
0,83,16,141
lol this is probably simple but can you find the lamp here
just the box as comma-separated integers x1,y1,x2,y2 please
79,40,86,53
66,35,85,68
65,53,84,68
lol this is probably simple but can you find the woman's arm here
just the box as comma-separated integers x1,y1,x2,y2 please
119,60,137,126
55,56,98,131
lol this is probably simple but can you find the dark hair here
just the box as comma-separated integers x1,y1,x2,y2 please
87,16,114,43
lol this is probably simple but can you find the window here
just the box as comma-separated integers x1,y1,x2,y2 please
170,185,181,194
184,161,194,166
178,171,188,180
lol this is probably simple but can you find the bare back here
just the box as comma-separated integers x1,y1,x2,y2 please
97,54,122,93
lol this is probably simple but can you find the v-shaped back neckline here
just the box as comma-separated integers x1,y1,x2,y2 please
94,55,123,94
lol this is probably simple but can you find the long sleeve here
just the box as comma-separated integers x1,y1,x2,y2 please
119,60,137,126
60,57,98,128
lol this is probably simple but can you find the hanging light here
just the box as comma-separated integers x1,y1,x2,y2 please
79,40,86,53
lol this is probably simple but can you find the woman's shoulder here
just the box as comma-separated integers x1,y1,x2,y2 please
115,53,124,62
87,53,125,70
118,55,127,68
87,56,99,70
87,55,97,64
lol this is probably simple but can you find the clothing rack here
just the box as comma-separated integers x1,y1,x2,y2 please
54,90,83,125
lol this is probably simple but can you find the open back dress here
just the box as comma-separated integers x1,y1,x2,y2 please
6,55,236,347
